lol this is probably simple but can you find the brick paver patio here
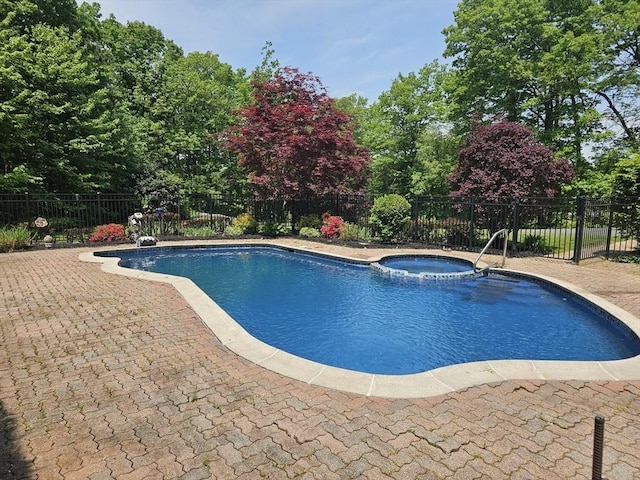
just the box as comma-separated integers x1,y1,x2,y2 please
1,241,638,479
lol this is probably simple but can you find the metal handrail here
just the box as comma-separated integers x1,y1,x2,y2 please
473,228,509,273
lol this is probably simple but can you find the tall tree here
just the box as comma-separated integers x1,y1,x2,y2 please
365,61,458,196
99,18,185,196
448,119,575,199
0,1,136,192
149,52,249,196
592,0,640,149
223,67,370,198
443,0,601,171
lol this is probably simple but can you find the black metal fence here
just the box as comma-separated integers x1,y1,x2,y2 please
1,192,638,263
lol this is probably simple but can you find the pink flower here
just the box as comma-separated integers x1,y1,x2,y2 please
89,223,127,243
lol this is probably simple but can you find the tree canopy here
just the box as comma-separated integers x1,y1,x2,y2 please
448,119,575,199
443,0,640,174
223,67,370,198
1,0,638,201
364,61,459,197
0,0,132,192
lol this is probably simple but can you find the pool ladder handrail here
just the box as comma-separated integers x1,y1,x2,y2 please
473,228,509,273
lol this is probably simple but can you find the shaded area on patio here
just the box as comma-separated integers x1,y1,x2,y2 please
0,401,33,480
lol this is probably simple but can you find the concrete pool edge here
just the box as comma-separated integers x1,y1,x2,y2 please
80,242,640,399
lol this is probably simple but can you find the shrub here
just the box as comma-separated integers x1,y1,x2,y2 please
182,226,218,238
64,227,91,243
320,214,344,238
0,226,31,253
610,251,640,264
223,225,244,236
521,234,551,254
299,226,321,238
443,220,477,247
233,213,258,234
369,194,411,242
89,223,128,243
297,214,322,230
258,221,289,236
340,222,363,241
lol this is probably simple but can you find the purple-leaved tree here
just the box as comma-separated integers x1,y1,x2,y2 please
223,67,370,198
448,120,575,200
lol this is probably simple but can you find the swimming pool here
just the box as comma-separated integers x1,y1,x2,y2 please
95,245,640,378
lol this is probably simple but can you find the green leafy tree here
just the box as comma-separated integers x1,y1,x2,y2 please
365,61,458,196
334,93,370,146
100,18,184,196
0,2,136,192
611,153,640,242
149,52,249,196
443,0,602,171
591,0,640,149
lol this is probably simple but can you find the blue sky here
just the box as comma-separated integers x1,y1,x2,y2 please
88,0,460,102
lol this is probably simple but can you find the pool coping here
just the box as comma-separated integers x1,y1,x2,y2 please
80,241,640,399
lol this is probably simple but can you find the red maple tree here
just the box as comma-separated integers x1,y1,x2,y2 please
223,67,370,198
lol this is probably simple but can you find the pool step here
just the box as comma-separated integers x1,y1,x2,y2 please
462,278,521,304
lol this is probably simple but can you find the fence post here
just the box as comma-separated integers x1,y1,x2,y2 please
604,198,615,259
469,197,475,249
591,414,605,480
97,192,102,226
412,196,419,242
573,196,586,264
512,197,520,251
208,194,213,229
177,196,181,233
24,192,30,224
290,198,297,234
75,193,80,228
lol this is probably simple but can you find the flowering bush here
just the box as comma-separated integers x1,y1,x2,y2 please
320,214,344,238
89,223,128,243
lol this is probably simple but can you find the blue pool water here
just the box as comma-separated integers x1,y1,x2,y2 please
103,246,640,375
378,256,473,274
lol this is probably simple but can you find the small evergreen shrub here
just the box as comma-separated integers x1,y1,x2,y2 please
299,226,321,238
369,194,411,242
89,223,128,243
223,225,244,236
